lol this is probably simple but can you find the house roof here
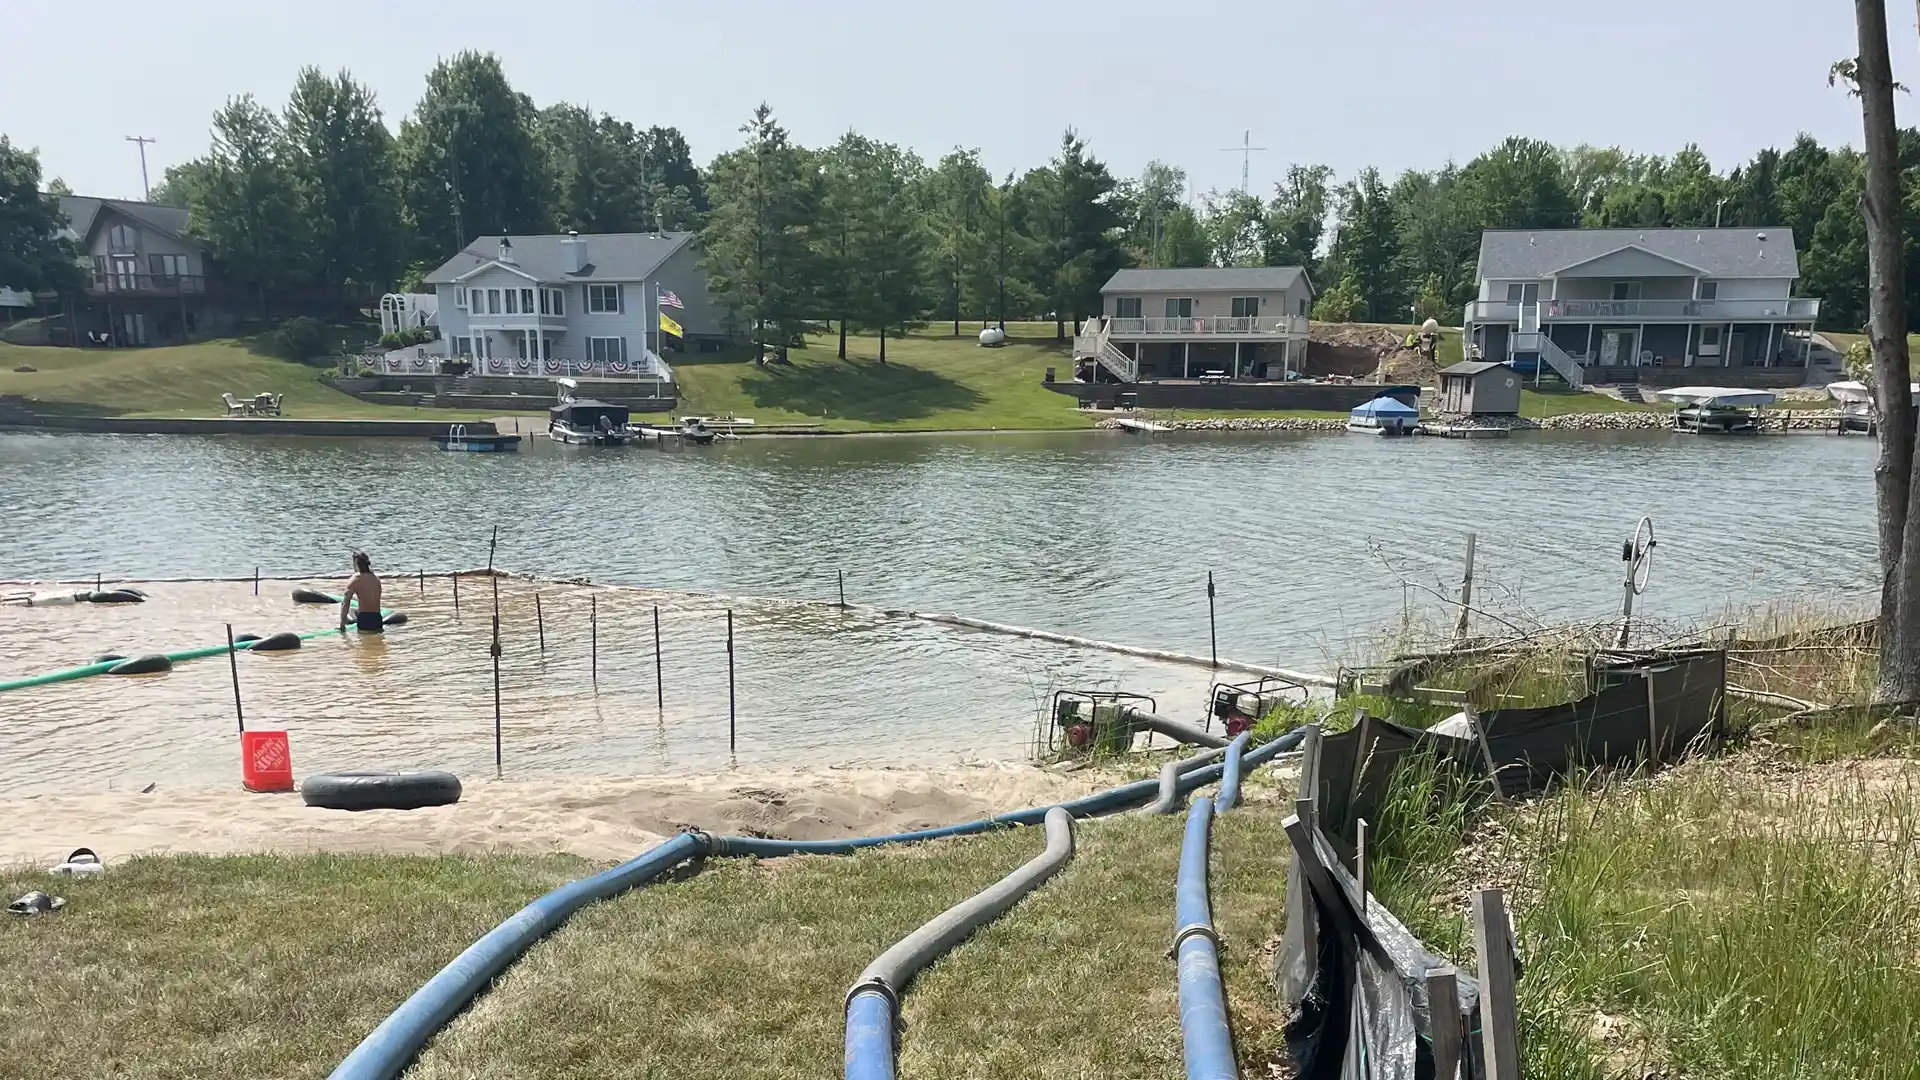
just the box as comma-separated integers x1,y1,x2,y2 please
1476,227,1800,281
58,195,196,246
1439,360,1509,378
1101,266,1312,294
424,232,695,285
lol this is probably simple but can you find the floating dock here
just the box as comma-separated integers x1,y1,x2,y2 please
1423,423,1510,440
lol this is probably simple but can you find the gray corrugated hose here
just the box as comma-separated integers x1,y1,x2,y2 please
1138,744,1232,816
1126,709,1230,749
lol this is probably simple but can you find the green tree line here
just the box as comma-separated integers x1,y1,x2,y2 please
5,49,1920,340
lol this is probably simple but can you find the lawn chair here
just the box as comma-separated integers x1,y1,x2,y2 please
267,393,284,415
221,393,250,416
253,392,281,416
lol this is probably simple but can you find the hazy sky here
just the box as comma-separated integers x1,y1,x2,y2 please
6,0,1912,203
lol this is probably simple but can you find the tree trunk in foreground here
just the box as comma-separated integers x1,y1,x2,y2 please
1855,0,1920,702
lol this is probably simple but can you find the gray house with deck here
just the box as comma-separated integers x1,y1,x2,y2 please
1074,266,1314,382
424,230,722,378
57,195,229,346
1463,227,1820,387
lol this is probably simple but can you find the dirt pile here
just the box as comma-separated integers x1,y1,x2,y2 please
1303,323,1434,384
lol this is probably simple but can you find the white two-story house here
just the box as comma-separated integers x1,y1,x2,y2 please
424,230,721,377
1074,266,1314,382
1463,227,1820,386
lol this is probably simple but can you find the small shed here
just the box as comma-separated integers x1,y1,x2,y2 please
1437,361,1521,416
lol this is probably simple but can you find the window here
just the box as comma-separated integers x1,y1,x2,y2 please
1113,296,1141,319
1610,281,1642,301
520,288,535,313
454,337,472,357
1505,283,1525,304
546,288,565,316
487,289,502,314
588,336,625,364
1230,297,1261,318
108,224,137,251
1164,297,1193,319
588,284,621,313
538,289,549,315
1698,281,1718,301
1699,325,1722,347
1297,298,1308,317
455,288,467,310
504,289,519,314
148,254,188,281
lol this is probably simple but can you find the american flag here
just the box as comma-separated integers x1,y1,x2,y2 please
658,289,685,310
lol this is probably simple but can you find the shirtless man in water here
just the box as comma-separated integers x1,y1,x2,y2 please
340,551,384,633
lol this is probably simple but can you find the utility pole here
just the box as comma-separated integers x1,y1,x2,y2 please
1218,130,1267,194
125,136,156,200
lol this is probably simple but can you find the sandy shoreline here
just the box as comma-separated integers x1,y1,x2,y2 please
1,763,1106,867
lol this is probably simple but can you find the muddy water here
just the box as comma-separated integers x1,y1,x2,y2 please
0,429,1883,794
0,579,1219,795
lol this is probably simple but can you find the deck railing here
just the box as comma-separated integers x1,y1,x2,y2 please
1467,296,1821,322
86,271,207,295
1106,314,1308,336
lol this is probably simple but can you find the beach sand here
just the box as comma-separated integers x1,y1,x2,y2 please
1,763,1106,867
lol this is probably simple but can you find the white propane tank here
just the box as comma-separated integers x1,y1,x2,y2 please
978,326,1007,347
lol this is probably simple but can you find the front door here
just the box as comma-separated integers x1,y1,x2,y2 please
1599,329,1636,366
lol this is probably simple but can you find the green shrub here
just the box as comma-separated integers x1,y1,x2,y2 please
379,332,403,349
262,317,332,365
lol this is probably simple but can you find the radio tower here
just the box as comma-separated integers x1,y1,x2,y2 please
1219,130,1267,193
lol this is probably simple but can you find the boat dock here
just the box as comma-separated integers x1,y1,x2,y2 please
1423,423,1510,439
1112,417,1172,434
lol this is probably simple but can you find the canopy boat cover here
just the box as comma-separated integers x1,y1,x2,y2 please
1655,386,1779,409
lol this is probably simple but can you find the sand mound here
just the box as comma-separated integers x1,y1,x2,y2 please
1,764,1104,866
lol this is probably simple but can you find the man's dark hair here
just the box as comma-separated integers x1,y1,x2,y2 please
352,551,372,574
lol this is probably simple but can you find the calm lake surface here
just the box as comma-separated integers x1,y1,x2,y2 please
0,429,1880,793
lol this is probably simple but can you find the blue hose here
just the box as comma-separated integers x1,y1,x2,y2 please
1176,797,1238,1080
329,727,1312,1080
327,833,706,1080
844,990,897,1080
1212,731,1253,813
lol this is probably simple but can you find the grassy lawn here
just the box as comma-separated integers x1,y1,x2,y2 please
0,853,586,1080
0,340,529,421
0,787,1296,1079
673,321,1093,432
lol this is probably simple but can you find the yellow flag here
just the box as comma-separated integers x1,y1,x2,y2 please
659,311,683,339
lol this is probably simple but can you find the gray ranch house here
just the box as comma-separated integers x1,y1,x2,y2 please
421,230,722,381
1074,266,1314,382
1463,227,1820,388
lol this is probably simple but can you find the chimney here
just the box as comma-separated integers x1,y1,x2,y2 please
497,236,515,265
562,230,586,274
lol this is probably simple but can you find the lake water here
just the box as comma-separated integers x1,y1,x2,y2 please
0,429,1880,793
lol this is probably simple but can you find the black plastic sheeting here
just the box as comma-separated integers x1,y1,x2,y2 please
1278,649,1727,1076
1314,649,1727,849
1280,812,1486,1080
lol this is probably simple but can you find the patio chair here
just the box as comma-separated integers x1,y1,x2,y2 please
221,393,249,416
266,393,284,415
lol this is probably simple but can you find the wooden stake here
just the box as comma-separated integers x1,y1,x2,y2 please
535,593,546,652
1355,817,1369,913
653,604,663,712
253,566,260,596
1467,706,1508,802
726,608,736,754
838,569,846,608
1453,532,1476,641
225,623,244,734
419,568,425,595
453,571,460,612
486,524,499,574
491,610,503,778
590,593,598,687
1426,965,1464,1080
1206,571,1218,668
1472,889,1521,1080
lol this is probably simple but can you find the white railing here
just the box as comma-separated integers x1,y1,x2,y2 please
366,353,673,384
1105,314,1308,336
1537,334,1585,389
1072,317,1137,382
1468,297,1821,322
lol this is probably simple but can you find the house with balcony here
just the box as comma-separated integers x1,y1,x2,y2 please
422,230,720,381
1073,266,1314,383
1462,227,1820,388
56,195,230,347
